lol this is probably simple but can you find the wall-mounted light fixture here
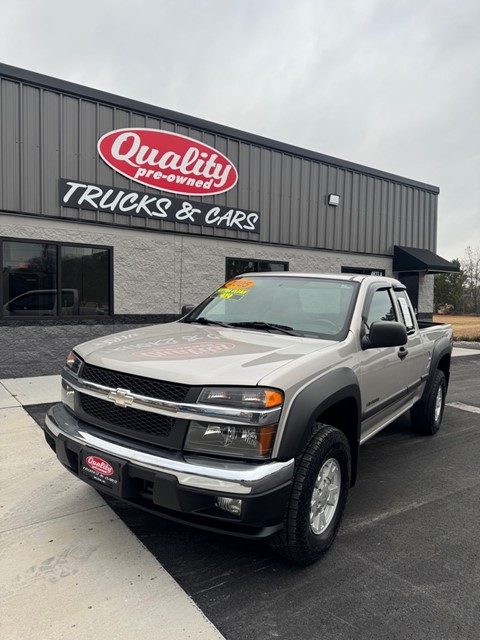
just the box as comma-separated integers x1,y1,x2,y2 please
328,194,340,206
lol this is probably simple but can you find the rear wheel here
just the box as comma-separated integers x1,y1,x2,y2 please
267,425,350,566
411,370,446,435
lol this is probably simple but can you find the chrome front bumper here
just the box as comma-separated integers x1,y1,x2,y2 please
45,403,294,496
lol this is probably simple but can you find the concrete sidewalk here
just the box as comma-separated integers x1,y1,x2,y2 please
0,379,224,640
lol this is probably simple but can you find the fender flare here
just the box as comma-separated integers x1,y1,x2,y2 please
418,337,452,404
277,368,361,485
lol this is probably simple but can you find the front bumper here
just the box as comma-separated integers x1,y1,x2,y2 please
44,403,294,538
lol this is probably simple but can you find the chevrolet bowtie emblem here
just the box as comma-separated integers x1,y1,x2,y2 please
107,388,134,406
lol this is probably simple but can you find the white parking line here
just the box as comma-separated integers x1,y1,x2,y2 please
446,401,480,414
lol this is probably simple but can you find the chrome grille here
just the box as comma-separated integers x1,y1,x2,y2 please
81,363,190,402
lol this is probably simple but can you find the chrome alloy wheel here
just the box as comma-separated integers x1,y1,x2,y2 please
310,458,341,535
434,384,444,424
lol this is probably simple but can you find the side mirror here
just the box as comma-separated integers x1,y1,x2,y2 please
361,321,407,350
181,304,196,317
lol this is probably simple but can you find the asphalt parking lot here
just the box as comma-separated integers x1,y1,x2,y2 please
108,352,480,640
12,349,480,640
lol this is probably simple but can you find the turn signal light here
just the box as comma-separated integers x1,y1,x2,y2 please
198,387,283,409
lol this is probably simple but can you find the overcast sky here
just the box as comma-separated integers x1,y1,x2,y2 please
1,0,478,260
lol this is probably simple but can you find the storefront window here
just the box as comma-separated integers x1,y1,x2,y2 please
1,239,111,318
341,266,386,276
61,246,110,316
226,258,288,280
2,242,57,316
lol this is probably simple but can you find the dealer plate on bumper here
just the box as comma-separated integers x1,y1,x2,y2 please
79,448,127,496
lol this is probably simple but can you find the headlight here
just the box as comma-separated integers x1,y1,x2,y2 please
198,387,283,409
185,386,283,459
184,421,277,459
65,351,82,375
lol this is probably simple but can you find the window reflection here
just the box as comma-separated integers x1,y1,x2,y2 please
61,246,110,316
2,240,111,317
2,242,57,315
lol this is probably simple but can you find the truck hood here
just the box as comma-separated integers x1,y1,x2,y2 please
74,322,334,386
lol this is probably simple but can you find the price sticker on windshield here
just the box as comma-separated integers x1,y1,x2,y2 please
213,278,255,299
224,278,255,290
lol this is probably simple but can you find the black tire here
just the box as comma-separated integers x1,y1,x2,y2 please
266,425,350,566
411,370,446,436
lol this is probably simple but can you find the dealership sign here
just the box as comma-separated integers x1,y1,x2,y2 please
59,179,260,232
98,128,238,196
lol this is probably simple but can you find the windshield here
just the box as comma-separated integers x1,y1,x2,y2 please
182,276,358,340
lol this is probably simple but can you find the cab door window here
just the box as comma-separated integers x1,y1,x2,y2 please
365,289,397,326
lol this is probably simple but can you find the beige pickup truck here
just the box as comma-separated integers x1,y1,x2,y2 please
44,274,453,565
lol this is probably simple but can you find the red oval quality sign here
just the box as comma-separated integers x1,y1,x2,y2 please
98,128,238,196
85,455,114,476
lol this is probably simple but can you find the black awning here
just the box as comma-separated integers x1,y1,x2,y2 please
393,246,460,274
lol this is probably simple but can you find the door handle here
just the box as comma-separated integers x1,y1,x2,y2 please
398,347,408,360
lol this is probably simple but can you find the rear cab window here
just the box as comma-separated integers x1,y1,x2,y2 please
394,290,416,333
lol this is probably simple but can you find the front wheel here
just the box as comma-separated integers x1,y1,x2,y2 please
411,370,446,436
267,425,350,566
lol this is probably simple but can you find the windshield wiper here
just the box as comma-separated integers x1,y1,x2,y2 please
182,318,299,335
229,321,298,336
182,317,233,328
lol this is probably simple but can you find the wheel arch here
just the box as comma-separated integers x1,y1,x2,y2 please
437,352,451,390
276,368,361,486
420,341,452,404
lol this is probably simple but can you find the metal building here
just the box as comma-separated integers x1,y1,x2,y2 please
0,64,458,376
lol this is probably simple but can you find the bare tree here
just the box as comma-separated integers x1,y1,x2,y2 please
462,246,480,314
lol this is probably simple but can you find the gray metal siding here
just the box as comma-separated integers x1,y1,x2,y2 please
1,79,21,211
1,73,438,255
